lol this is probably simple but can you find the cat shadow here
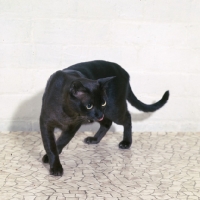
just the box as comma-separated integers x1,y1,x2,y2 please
9,91,44,132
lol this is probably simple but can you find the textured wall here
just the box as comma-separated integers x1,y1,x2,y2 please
1,0,200,132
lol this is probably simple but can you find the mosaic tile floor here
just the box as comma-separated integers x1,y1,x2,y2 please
1,131,200,200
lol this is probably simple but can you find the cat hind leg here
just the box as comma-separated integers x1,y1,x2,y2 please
118,111,132,149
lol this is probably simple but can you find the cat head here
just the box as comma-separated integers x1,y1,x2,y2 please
69,77,115,122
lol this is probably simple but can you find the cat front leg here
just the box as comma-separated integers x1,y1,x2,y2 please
56,124,81,154
40,120,63,176
85,118,112,144
43,123,81,166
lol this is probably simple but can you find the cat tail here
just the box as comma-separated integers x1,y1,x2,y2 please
127,85,169,112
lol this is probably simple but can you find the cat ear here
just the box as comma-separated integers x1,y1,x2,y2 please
70,81,86,98
97,76,116,88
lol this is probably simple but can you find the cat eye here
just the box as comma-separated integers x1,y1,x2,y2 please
86,104,93,109
102,100,106,107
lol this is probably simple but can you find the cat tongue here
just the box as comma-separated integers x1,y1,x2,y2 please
98,115,104,121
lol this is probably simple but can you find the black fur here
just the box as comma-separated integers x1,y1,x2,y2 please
40,60,169,176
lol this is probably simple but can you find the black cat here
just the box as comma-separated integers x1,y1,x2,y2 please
40,60,169,176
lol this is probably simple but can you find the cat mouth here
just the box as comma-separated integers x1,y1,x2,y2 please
87,115,104,123
97,115,104,122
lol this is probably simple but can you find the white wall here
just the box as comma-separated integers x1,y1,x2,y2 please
1,0,200,132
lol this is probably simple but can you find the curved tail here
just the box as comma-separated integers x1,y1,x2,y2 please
127,85,169,112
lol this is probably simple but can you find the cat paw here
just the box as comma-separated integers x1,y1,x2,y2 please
84,137,99,144
119,141,131,149
42,154,49,163
50,163,63,176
